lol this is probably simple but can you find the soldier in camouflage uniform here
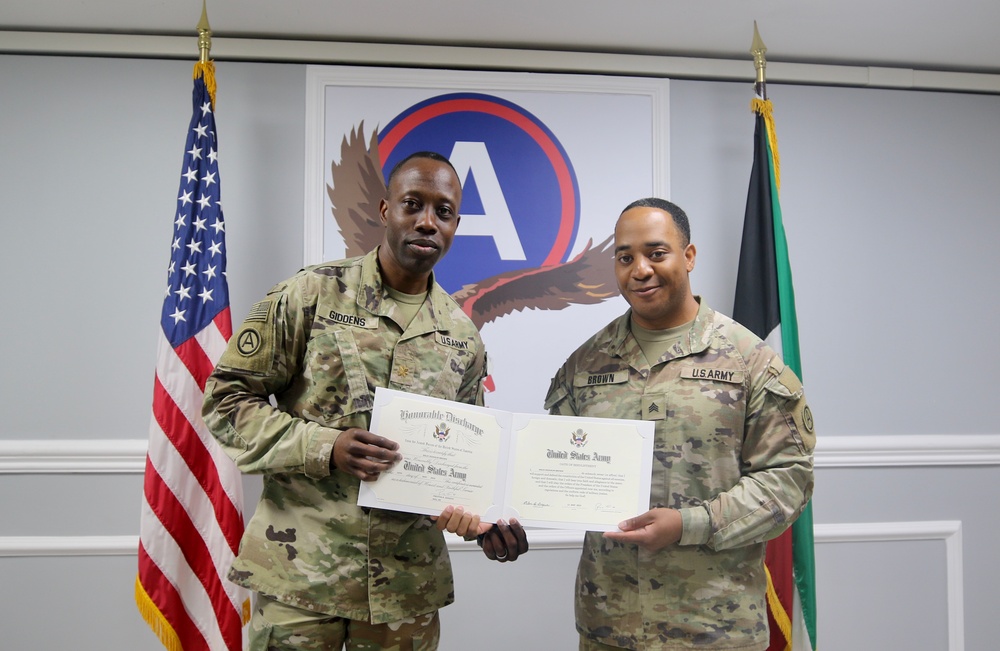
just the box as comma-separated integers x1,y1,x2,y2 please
203,152,508,650
544,198,815,651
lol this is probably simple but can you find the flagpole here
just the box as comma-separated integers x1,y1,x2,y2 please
742,22,797,651
136,3,250,649
751,21,767,100
742,23,818,651
195,1,218,110
198,1,212,64
749,23,780,192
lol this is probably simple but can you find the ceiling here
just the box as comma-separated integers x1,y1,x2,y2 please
2,0,998,75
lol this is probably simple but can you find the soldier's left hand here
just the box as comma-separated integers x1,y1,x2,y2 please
603,507,682,552
433,505,490,539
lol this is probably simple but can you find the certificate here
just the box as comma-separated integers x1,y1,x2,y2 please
358,388,654,531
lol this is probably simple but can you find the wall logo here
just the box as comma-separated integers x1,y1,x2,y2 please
328,92,617,328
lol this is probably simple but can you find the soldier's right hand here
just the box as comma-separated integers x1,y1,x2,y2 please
332,428,402,481
480,518,529,563
603,507,682,552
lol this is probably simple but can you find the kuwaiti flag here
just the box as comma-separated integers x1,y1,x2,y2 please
733,92,818,651
136,61,251,651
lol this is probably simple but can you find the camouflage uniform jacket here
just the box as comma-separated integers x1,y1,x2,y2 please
202,248,488,623
544,299,815,650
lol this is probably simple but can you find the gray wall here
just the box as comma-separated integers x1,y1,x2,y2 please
1,54,998,651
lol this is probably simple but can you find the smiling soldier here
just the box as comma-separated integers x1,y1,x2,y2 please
203,152,526,651
545,198,815,651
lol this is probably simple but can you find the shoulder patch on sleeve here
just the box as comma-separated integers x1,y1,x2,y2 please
244,299,272,323
218,299,277,375
802,405,815,435
795,402,816,452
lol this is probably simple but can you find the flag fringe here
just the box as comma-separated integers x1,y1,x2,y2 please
193,61,218,110
750,97,781,191
135,575,185,651
764,564,793,651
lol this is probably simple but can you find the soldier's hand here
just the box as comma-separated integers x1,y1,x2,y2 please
433,505,490,539
603,507,682,552
332,428,401,481
480,519,529,563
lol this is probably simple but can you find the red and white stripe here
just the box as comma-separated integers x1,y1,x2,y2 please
138,309,250,651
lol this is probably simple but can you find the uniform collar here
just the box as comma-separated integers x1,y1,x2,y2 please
358,247,455,334
603,297,716,361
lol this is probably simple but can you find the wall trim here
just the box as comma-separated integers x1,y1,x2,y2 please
1,31,998,95
0,535,138,557
814,434,1000,468
3,435,998,474
0,439,148,473
0,519,963,550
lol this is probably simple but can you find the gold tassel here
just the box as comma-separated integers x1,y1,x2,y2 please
764,564,794,651
751,97,782,191
135,576,185,651
193,61,218,111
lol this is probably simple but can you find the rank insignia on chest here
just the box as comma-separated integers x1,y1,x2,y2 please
641,394,667,420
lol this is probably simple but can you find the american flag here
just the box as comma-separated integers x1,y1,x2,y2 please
136,62,251,651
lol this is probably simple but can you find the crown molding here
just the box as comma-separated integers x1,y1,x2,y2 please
1,31,998,94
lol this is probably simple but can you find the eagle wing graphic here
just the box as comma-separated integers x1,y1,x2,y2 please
328,122,620,330
451,234,619,329
327,122,385,258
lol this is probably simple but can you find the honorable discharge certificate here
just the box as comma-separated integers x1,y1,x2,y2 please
504,413,653,531
359,388,510,522
358,388,654,531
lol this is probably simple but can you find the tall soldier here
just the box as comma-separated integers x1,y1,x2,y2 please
204,152,525,650
545,198,815,651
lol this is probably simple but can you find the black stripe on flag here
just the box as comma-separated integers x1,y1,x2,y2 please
733,112,780,341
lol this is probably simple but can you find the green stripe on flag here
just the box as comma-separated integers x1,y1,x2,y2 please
764,114,817,651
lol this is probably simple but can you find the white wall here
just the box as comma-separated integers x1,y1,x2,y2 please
1,53,999,651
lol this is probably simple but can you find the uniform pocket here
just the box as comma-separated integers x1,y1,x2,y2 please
303,329,373,426
764,360,815,453
543,380,569,412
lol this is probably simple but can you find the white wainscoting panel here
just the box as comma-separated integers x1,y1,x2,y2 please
814,520,964,651
0,524,967,648
0,435,977,651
